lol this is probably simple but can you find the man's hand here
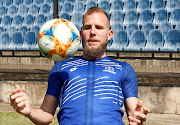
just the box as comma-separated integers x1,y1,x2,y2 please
10,85,31,117
128,100,150,125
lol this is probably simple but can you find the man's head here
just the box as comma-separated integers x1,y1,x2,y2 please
80,7,113,60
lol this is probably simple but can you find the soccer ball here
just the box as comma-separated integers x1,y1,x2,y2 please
38,18,80,62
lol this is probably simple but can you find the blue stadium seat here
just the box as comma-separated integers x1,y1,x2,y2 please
61,2,73,13
159,22,172,37
123,0,136,12
151,0,164,13
28,3,40,14
65,0,76,4
141,23,155,36
23,0,33,5
24,31,38,50
85,1,97,12
169,9,180,25
162,30,180,51
4,0,13,6
153,9,168,26
73,1,85,13
23,14,35,27
1,15,12,27
0,32,12,50
47,13,54,21
7,5,18,16
108,30,129,51
144,29,164,51
0,6,7,16
127,30,147,51
0,26,5,33
31,25,40,35
11,15,24,28
34,14,46,26
71,12,83,30
7,26,17,33
33,0,44,4
110,10,124,25
17,4,28,15
11,31,24,50
109,0,123,12
137,0,150,13
59,12,71,21
39,3,51,14
126,23,139,36
98,0,110,13
123,10,138,26
111,23,123,32
138,9,153,26
19,26,29,36
13,0,23,6
166,0,180,12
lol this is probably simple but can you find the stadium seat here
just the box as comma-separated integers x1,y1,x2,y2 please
17,4,28,15
159,22,172,37
141,23,155,36
111,23,123,32
110,10,124,25
33,0,44,4
4,0,13,6
24,31,38,50
23,0,33,5
162,30,180,51
0,26,5,33
71,12,83,30
34,14,46,26
44,0,53,4
19,26,29,36
126,23,139,36
151,0,165,13
166,0,180,12
0,32,12,50
169,9,180,25
11,31,24,50
1,15,12,27
58,0,65,4
7,26,17,33
31,25,40,35
137,9,153,26
73,1,85,13
109,0,123,12
11,15,24,28
7,5,18,16
108,30,129,51
98,0,110,13
47,13,54,21
65,0,76,4
39,3,51,14
85,1,97,12
59,12,71,21
137,0,150,13
0,6,7,16
123,10,138,26
127,30,147,51
28,3,40,14
123,0,136,12
13,0,23,6
153,9,168,26
23,14,35,27
61,2,73,13
144,29,164,51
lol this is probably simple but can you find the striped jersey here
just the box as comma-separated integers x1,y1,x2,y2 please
46,56,138,125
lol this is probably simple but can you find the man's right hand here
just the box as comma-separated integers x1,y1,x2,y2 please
10,85,31,117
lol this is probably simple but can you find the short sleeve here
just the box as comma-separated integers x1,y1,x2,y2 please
46,62,63,99
121,63,138,99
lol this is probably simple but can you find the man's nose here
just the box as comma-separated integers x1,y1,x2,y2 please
90,26,96,36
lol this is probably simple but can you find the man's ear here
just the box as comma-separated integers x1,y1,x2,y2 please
108,30,114,41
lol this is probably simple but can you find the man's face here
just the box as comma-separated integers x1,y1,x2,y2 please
81,12,113,59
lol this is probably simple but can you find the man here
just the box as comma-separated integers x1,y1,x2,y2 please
10,7,149,125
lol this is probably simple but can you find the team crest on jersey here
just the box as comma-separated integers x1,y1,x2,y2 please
103,67,116,74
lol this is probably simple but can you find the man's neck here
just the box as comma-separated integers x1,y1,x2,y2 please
82,51,106,60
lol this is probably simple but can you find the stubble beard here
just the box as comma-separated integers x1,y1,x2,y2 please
82,39,108,59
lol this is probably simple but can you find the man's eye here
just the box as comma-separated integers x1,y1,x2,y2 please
83,26,91,30
96,26,103,29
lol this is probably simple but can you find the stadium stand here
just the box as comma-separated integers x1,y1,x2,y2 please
24,0,33,5
137,9,153,26
123,10,138,26
159,22,172,37
11,15,24,28
151,0,165,13
98,0,111,13
153,9,168,26
126,23,139,36
4,0,13,6
136,0,150,13
7,5,18,16
17,4,29,15
123,0,136,12
61,2,73,13
13,0,23,6
169,8,180,25
0,5,7,16
59,12,71,20
109,0,123,12
111,23,124,32
73,1,85,13
110,10,124,25
24,31,38,50
166,0,180,12
71,12,84,30
141,23,155,36
28,3,40,14
11,31,24,50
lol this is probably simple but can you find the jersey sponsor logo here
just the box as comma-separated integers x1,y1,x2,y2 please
69,67,77,72
103,67,116,74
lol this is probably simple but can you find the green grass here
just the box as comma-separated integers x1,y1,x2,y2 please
0,112,158,125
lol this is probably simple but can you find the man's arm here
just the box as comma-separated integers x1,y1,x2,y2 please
124,97,149,125
10,85,58,125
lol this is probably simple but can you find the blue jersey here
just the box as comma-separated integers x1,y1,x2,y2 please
46,56,138,125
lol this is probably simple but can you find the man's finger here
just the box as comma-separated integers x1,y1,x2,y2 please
135,100,143,112
143,107,150,115
11,85,23,96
